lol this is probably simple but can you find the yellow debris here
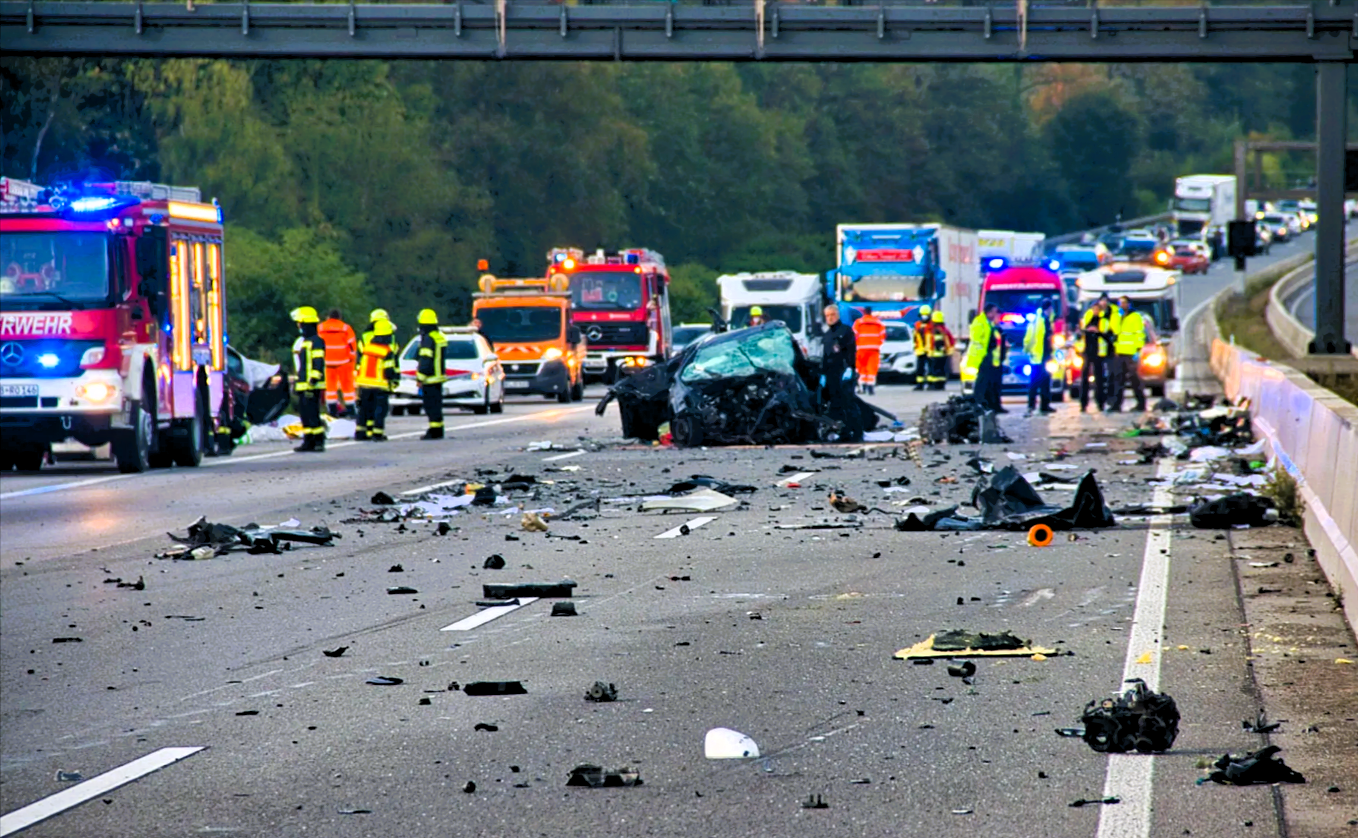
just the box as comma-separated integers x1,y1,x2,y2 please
1337,658,1355,665
1177,645,1190,651
1135,652,1153,665
894,634,1057,660
1031,653,1048,661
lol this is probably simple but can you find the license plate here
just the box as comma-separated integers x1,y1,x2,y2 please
505,380,531,390
1,384,39,397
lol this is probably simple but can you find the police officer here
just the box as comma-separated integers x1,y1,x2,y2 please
927,310,955,391
1078,296,1118,413
1109,295,1157,413
416,308,448,440
1023,300,1056,416
822,304,862,442
355,319,398,441
290,306,327,452
912,305,933,390
354,308,394,440
966,303,1005,413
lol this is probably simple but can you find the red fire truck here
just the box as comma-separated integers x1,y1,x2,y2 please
546,247,673,383
1,177,229,473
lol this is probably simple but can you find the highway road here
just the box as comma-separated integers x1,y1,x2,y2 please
3,374,1355,837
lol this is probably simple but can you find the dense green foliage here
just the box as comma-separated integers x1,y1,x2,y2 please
2,58,1354,357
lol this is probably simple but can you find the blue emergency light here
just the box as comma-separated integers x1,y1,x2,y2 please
1047,259,1061,271
38,352,60,368
985,257,1007,271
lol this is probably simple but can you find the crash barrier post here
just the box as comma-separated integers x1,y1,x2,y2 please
1266,241,1358,362
1210,337,1358,633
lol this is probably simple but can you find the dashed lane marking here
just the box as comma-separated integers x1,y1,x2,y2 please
655,516,717,539
1096,459,1175,838
542,449,586,462
0,747,206,836
441,598,539,631
0,407,592,501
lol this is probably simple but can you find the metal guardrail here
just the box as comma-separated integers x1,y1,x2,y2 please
1043,212,1173,251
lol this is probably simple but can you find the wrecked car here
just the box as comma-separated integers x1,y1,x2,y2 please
595,323,882,446
222,346,291,450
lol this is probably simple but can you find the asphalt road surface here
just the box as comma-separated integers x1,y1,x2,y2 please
2,348,1354,835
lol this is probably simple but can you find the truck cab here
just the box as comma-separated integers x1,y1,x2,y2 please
1,177,228,473
1074,264,1181,396
717,271,825,360
547,247,671,383
961,265,1070,402
472,274,585,403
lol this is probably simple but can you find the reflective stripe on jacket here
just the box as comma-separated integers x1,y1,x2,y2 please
928,323,955,357
853,315,886,350
292,336,326,392
964,315,1002,369
416,329,448,384
356,340,397,390
913,322,931,355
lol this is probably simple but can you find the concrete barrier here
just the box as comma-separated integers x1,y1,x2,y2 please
1265,243,1358,360
1210,337,1358,631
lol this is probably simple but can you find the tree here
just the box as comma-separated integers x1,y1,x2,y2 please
1044,90,1143,226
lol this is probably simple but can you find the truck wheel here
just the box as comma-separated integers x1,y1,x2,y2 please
114,402,154,473
13,449,45,472
171,399,205,468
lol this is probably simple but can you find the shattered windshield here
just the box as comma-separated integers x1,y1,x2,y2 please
0,232,111,307
571,271,644,312
679,326,797,384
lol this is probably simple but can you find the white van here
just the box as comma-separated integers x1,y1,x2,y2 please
717,271,825,358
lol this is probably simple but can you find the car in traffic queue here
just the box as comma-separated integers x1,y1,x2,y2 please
1116,233,1161,264
391,327,506,416
878,318,917,382
1073,263,1181,397
959,264,1069,403
1258,213,1294,243
1154,240,1210,275
670,323,713,354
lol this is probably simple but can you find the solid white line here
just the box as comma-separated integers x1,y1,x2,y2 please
655,515,717,539
1096,459,1174,838
0,407,592,501
776,471,816,487
440,597,539,631
542,450,586,462
0,746,205,836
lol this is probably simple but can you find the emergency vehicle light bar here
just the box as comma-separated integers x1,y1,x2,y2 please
478,274,570,295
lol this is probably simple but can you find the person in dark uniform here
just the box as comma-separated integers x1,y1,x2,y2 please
416,308,448,440
290,306,327,452
821,304,862,442
1079,295,1117,413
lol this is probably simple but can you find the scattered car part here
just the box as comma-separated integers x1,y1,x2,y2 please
1078,678,1179,753
585,681,618,702
551,601,578,617
1207,746,1305,785
322,646,349,658
483,554,506,570
463,681,528,696
366,676,403,686
483,581,576,599
566,764,643,788
704,727,761,759
896,631,1057,660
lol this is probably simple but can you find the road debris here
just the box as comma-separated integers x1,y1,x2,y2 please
158,515,339,559
1076,678,1179,753
704,727,760,759
370,491,397,505
463,681,528,696
895,630,1057,660
1069,797,1120,807
55,771,83,782
322,646,349,658
641,489,739,513
483,554,506,570
585,681,618,702
947,661,977,678
521,512,550,532
483,581,575,599
1189,494,1278,529
551,601,578,617
365,676,403,686
1241,713,1280,734
566,764,643,788
473,723,499,732
919,395,1009,444
386,586,419,595
1205,746,1306,785
802,794,829,809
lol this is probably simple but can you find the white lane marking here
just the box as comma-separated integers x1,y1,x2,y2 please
542,450,586,462
777,471,816,487
655,516,717,539
0,746,205,836
1096,459,1174,838
0,407,592,501
401,479,463,496
440,597,539,631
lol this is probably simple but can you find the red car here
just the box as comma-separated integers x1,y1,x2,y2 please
1156,242,1209,275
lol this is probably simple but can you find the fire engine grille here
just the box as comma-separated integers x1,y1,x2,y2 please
581,322,648,348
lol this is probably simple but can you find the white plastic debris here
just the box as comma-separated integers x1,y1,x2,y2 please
1190,446,1232,462
705,727,760,759
641,489,739,513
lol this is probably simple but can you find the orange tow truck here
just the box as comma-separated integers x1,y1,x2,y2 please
472,273,586,403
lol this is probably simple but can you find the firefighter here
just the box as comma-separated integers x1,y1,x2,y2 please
852,308,886,396
748,305,766,327
822,304,861,442
966,303,1005,413
1078,296,1118,413
927,310,955,391
1023,300,1056,416
354,308,393,440
1108,295,1157,413
355,319,398,441
416,308,448,440
318,309,357,417
911,305,933,390
290,306,327,452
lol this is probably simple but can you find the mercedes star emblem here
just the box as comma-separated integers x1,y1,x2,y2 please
0,342,24,366
586,326,604,343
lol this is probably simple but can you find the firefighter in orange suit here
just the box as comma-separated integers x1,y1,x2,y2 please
354,319,398,441
318,309,357,417
926,310,955,391
911,304,933,390
852,309,886,396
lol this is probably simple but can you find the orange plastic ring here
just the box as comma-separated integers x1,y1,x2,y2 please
1027,524,1054,547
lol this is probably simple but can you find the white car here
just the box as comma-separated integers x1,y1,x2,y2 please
879,319,917,381
391,328,505,415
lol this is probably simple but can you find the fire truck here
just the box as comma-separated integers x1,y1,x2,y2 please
545,247,673,383
1,177,228,473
